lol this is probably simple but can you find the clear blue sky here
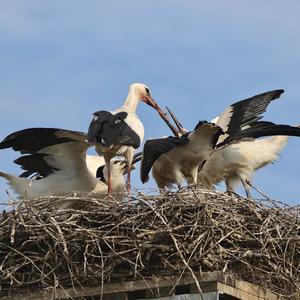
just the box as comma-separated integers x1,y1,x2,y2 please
1,1,300,207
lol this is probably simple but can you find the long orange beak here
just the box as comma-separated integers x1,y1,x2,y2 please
143,95,180,137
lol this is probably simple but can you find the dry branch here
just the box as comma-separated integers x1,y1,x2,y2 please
0,189,299,299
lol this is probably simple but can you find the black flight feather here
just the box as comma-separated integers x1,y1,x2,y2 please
15,153,58,178
218,89,284,139
0,128,85,154
140,136,189,183
88,111,141,149
218,122,300,147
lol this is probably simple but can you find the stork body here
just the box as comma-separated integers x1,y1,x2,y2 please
0,128,141,208
198,135,289,197
88,83,163,193
142,89,300,191
0,159,129,200
141,89,284,189
142,122,223,189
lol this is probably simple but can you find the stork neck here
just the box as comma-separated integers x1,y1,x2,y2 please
122,91,140,113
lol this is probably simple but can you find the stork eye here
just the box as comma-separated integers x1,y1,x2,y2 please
145,87,150,95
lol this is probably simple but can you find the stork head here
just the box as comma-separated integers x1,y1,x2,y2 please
96,152,141,185
97,161,127,183
96,160,128,193
128,83,180,137
129,83,160,110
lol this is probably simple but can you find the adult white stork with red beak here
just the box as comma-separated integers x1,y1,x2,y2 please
88,83,178,193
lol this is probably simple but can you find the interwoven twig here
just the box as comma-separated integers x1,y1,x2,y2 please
0,188,299,298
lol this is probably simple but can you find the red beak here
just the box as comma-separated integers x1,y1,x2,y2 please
142,95,180,137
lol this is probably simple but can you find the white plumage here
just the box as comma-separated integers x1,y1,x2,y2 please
85,154,105,177
88,83,164,193
198,135,289,197
0,128,140,208
141,89,288,190
147,123,222,189
0,159,126,199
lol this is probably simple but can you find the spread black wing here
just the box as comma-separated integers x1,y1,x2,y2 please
140,136,189,183
0,127,87,154
0,127,89,178
16,154,58,178
217,122,300,147
216,89,284,144
88,111,141,149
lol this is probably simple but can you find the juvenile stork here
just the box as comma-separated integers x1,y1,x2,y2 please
141,89,300,190
197,134,290,197
0,127,142,207
141,121,223,189
88,83,177,193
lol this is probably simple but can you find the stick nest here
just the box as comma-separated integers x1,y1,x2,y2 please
0,189,299,298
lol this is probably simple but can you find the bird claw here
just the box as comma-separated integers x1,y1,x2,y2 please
226,189,243,198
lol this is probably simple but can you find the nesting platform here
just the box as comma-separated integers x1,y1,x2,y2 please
1,272,282,300
0,189,299,299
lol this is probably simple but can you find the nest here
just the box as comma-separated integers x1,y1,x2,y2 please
0,189,299,299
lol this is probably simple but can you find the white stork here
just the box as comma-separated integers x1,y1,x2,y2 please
141,89,300,191
197,129,299,198
0,128,141,207
88,82,178,193
141,121,223,189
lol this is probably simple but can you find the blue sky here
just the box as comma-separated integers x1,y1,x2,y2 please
1,1,300,207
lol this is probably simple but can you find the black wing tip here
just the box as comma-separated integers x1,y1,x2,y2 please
0,140,9,149
13,157,22,165
1,128,89,174
258,89,284,96
140,167,149,184
271,89,284,98
220,123,300,147
141,177,149,184
258,89,284,101
87,118,99,143
0,127,86,150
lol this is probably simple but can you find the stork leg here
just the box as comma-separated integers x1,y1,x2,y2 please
240,177,251,198
125,149,135,195
105,157,112,194
225,178,232,195
225,178,241,197
187,168,198,189
126,164,131,193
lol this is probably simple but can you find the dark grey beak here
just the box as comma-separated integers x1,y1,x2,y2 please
166,106,187,136
122,152,142,175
